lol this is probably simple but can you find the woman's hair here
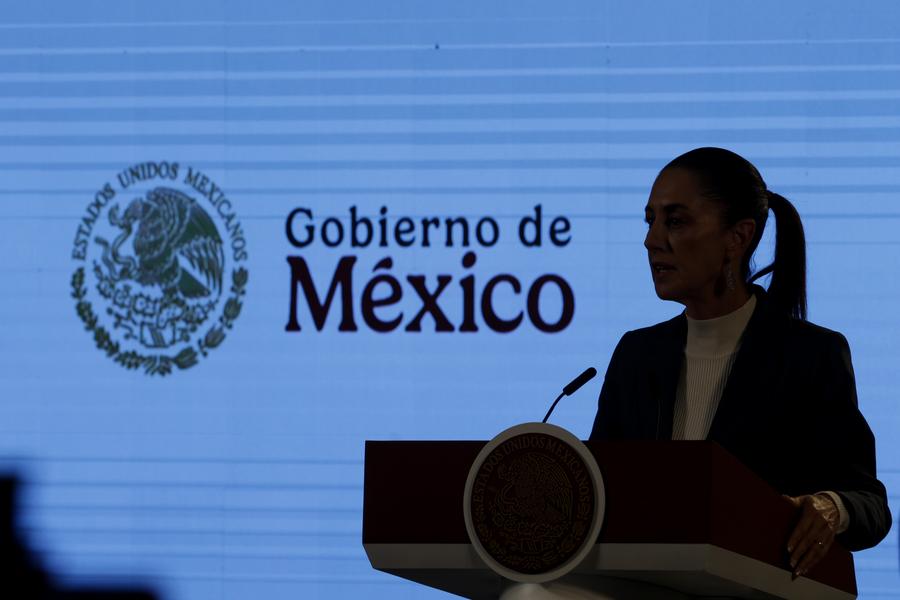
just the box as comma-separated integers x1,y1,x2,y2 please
661,147,807,320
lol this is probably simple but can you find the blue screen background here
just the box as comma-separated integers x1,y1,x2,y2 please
0,1,897,598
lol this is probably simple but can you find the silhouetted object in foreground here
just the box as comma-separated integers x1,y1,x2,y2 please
1,475,158,600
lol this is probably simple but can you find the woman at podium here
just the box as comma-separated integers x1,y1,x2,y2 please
589,147,891,579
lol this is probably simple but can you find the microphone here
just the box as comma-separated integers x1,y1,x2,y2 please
542,367,598,423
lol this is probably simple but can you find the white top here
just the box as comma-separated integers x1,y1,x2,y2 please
671,293,848,533
672,294,756,440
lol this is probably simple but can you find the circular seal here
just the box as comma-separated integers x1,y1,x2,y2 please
70,161,249,376
463,422,605,583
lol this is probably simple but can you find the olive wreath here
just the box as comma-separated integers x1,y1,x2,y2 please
71,266,248,376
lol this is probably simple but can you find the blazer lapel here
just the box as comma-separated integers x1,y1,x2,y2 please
653,314,687,441
707,284,776,442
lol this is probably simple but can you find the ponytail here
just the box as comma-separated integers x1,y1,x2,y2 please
749,191,807,320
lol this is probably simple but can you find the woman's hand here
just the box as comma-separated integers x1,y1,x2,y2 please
784,494,840,579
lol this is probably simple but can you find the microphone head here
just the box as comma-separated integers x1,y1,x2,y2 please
562,367,597,396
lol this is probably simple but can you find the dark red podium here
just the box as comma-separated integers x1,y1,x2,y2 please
363,440,856,599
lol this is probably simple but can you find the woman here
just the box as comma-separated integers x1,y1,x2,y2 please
589,147,891,579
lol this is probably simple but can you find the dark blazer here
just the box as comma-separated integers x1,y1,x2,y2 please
589,283,892,551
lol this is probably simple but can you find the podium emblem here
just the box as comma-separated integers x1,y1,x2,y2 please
463,422,606,583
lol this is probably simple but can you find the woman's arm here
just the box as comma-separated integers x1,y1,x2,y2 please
784,329,891,577
807,331,891,551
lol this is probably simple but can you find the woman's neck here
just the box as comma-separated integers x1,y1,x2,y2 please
683,285,752,320
685,293,756,357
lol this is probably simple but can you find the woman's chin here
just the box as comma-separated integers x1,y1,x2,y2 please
652,280,681,301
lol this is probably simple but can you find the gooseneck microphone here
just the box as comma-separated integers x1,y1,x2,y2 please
541,367,598,423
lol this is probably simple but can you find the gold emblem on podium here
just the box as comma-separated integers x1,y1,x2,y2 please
464,423,606,583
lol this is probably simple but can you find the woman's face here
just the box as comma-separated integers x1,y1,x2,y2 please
643,168,735,304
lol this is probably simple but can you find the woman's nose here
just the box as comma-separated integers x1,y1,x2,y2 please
644,221,665,252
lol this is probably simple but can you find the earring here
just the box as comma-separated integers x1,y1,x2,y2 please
725,263,736,291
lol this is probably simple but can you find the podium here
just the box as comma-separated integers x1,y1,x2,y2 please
363,440,856,599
